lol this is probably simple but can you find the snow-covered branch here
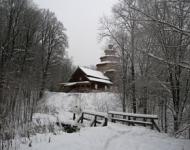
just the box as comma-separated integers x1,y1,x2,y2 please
129,6,190,37
142,51,190,70
175,124,190,137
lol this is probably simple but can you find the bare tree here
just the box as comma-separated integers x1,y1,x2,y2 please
39,9,68,97
127,0,190,133
112,0,140,113
0,0,71,148
99,16,128,112
100,0,190,136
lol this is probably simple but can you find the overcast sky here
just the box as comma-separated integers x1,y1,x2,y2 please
34,0,117,66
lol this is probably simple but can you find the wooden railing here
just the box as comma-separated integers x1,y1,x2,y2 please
108,111,160,132
73,110,160,132
73,111,108,127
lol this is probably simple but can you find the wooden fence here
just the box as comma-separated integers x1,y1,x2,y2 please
73,110,160,132
108,111,160,132
73,111,108,127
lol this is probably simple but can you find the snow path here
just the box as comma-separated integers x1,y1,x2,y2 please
20,124,190,150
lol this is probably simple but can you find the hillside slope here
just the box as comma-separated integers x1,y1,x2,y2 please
35,92,121,123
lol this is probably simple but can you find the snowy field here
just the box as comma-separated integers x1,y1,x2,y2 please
19,124,190,150
17,92,190,150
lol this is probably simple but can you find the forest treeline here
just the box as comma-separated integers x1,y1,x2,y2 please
1,0,190,149
0,0,73,147
99,0,190,137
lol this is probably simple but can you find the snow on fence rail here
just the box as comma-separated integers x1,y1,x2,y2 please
108,111,158,119
108,111,160,132
73,111,108,127
73,110,160,132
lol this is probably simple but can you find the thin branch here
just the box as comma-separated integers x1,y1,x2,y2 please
129,6,190,37
141,50,190,70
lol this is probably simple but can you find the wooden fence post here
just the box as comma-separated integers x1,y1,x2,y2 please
103,117,108,126
128,116,131,126
81,112,84,123
151,119,154,130
112,114,115,123
94,116,97,127
144,118,147,127
152,119,160,132
73,113,76,120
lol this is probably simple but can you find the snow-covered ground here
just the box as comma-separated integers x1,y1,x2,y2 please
17,92,190,150
19,124,190,150
35,92,121,124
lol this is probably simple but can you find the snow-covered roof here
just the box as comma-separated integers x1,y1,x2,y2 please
63,83,76,86
80,67,109,80
87,77,112,84
96,61,118,66
105,69,116,72
100,55,119,59
105,49,116,52
60,81,90,87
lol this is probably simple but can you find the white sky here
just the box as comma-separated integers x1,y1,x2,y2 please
33,0,118,66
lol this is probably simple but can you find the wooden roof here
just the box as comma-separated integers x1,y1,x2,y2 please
69,67,113,85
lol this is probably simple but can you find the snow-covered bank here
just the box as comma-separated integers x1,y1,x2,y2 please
36,92,121,123
20,124,190,150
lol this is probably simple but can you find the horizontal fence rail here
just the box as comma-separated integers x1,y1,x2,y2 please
108,111,160,132
73,111,108,127
73,110,160,132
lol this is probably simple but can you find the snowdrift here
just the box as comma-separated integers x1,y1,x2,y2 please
20,124,190,150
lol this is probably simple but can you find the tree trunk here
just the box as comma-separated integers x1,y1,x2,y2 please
122,77,126,112
131,24,136,113
39,72,47,98
143,86,148,114
164,98,168,133
0,49,5,114
122,46,126,112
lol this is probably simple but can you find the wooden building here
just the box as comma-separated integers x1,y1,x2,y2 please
59,67,113,92
96,44,119,82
